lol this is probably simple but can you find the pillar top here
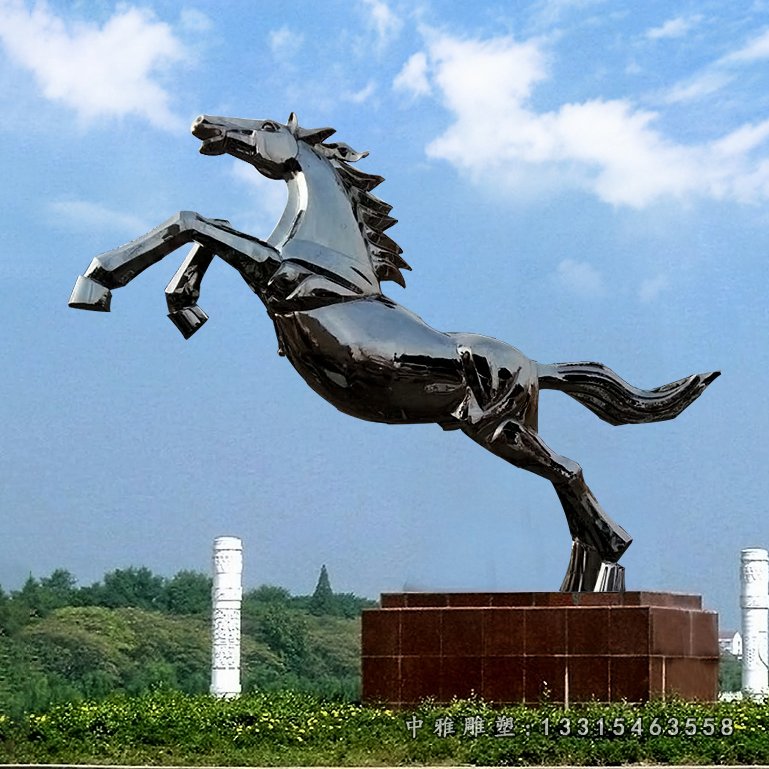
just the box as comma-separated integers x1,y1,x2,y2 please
214,536,242,550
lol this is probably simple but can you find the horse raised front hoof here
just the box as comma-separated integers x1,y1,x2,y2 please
168,305,209,339
68,275,112,312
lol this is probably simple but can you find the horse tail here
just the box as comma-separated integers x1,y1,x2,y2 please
537,361,719,426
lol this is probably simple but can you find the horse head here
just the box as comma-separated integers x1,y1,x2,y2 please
191,112,337,180
191,112,409,288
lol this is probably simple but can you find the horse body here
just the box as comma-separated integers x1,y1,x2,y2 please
272,296,538,429
68,112,719,592
273,298,468,424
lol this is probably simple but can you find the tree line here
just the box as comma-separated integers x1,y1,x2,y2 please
0,564,376,715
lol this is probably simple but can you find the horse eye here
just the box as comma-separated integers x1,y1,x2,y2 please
262,122,279,132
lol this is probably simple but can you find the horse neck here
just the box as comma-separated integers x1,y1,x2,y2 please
267,145,368,261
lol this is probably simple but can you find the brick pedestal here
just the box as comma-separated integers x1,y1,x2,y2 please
362,592,718,706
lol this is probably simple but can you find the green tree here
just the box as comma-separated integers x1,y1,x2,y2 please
12,575,62,619
719,651,741,693
0,588,28,636
98,567,165,610
40,569,77,607
247,584,292,606
330,591,378,618
259,605,309,668
163,570,211,615
309,564,334,616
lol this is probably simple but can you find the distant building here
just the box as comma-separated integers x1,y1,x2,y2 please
719,630,743,658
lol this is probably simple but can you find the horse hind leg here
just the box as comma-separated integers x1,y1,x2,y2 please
464,417,631,592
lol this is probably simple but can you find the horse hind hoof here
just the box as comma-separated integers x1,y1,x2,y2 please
68,275,112,312
595,561,625,592
560,539,626,592
168,305,208,339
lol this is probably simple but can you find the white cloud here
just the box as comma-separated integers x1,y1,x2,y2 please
0,1,187,130
724,28,769,63
529,0,607,29
711,119,769,157
646,16,700,40
394,52,431,98
49,199,151,235
179,8,211,33
345,81,376,104
269,25,304,58
638,273,669,302
663,27,769,104
403,30,769,208
556,259,604,296
663,71,733,104
361,0,402,49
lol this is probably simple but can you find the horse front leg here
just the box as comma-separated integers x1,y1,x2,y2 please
164,243,214,338
69,211,280,311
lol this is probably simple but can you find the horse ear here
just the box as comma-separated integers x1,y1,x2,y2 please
287,112,298,134
296,125,336,144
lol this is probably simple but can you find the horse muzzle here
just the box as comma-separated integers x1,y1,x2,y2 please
191,115,227,155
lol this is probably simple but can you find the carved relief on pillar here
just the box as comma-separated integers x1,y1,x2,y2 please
214,551,242,576
213,586,243,602
212,608,241,670
742,562,768,584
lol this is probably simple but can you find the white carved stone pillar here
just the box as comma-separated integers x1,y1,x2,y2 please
741,547,768,698
211,536,242,698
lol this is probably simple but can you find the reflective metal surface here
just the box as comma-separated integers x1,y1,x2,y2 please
69,112,720,592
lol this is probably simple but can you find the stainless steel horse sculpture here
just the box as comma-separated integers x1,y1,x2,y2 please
69,113,719,592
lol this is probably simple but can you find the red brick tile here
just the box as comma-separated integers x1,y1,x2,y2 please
483,656,525,703
634,592,701,609
442,609,483,656
665,658,718,700
491,592,535,606
609,607,650,655
524,656,566,703
401,655,441,704
526,608,567,654
610,657,650,701
568,608,609,654
533,593,575,607
691,611,718,657
650,657,665,697
568,656,609,701
573,593,625,606
651,608,691,655
404,593,449,607
380,594,405,608
440,656,483,700
362,656,400,703
362,609,400,656
401,609,442,655
483,608,525,655
446,593,494,607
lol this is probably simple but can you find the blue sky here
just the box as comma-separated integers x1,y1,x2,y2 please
1,0,767,628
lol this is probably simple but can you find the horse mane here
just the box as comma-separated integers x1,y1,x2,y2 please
290,117,411,288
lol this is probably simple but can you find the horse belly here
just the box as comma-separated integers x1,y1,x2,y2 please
273,298,467,424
